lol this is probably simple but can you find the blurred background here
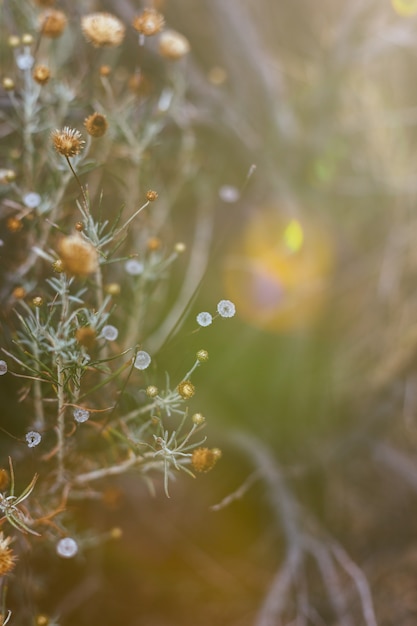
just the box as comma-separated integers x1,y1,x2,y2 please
4,0,417,624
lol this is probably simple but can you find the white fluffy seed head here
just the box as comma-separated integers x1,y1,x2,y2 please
57,537,78,558
196,312,213,327
217,299,236,318
134,350,151,370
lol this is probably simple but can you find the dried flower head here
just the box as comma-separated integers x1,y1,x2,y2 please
32,296,43,307
33,65,51,85
51,127,85,158
39,9,67,38
0,533,17,575
196,349,209,362
81,13,126,47
75,326,96,349
58,235,99,276
6,217,22,232
105,283,121,296
8,35,20,48
132,9,165,36
52,259,64,273
22,33,34,45
147,237,161,252
146,385,159,398
75,221,84,232
146,189,158,202
177,380,195,399
191,447,221,473
192,413,205,425
2,78,15,91
99,64,112,77
84,112,108,138
158,30,190,60
12,286,26,300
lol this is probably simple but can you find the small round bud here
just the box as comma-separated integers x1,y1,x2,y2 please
105,283,121,296
192,413,205,425
6,217,22,232
22,33,34,45
3,78,15,91
134,351,151,370
12,286,26,299
177,380,195,399
73,408,90,423
58,235,98,276
159,30,190,60
191,447,221,473
100,64,112,77
5,170,16,183
196,349,209,362
56,537,78,558
196,312,212,327
207,66,227,85
75,326,96,349
146,385,159,398
39,9,68,38
132,9,165,36
33,64,51,85
8,35,20,48
26,431,42,447
174,242,186,254
36,616,49,626
211,448,222,460
52,259,64,273
75,221,84,231
32,296,43,307
84,112,108,138
110,527,122,540
101,325,118,341
147,237,161,252
146,189,158,201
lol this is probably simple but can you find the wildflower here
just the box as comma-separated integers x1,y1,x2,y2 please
51,127,85,158
191,447,221,473
81,13,126,48
22,34,34,45
23,192,41,208
146,189,158,201
84,112,108,138
177,380,195,399
6,217,22,232
219,185,240,203
56,537,78,558
196,312,212,327
174,242,186,253
125,259,144,276
0,533,17,576
134,351,151,370
2,78,14,91
8,35,20,47
52,259,64,273
99,64,111,77
33,65,51,85
105,283,121,296
132,9,165,36
39,9,67,38
196,349,209,362
32,297,43,307
75,326,96,349
147,237,162,251
146,385,159,398
12,286,26,299
26,431,42,448
73,408,90,423
101,325,118,341
16,53,34,70
217,299,236,318
158,30,190,60
58,235,99,276
0,361,7,376
192,413,205,425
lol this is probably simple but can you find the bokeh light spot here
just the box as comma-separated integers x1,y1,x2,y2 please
284,219,304,253
392,0,417,16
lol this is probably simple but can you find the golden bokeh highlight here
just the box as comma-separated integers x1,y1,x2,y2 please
391,0,417,16
223,209,333,332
